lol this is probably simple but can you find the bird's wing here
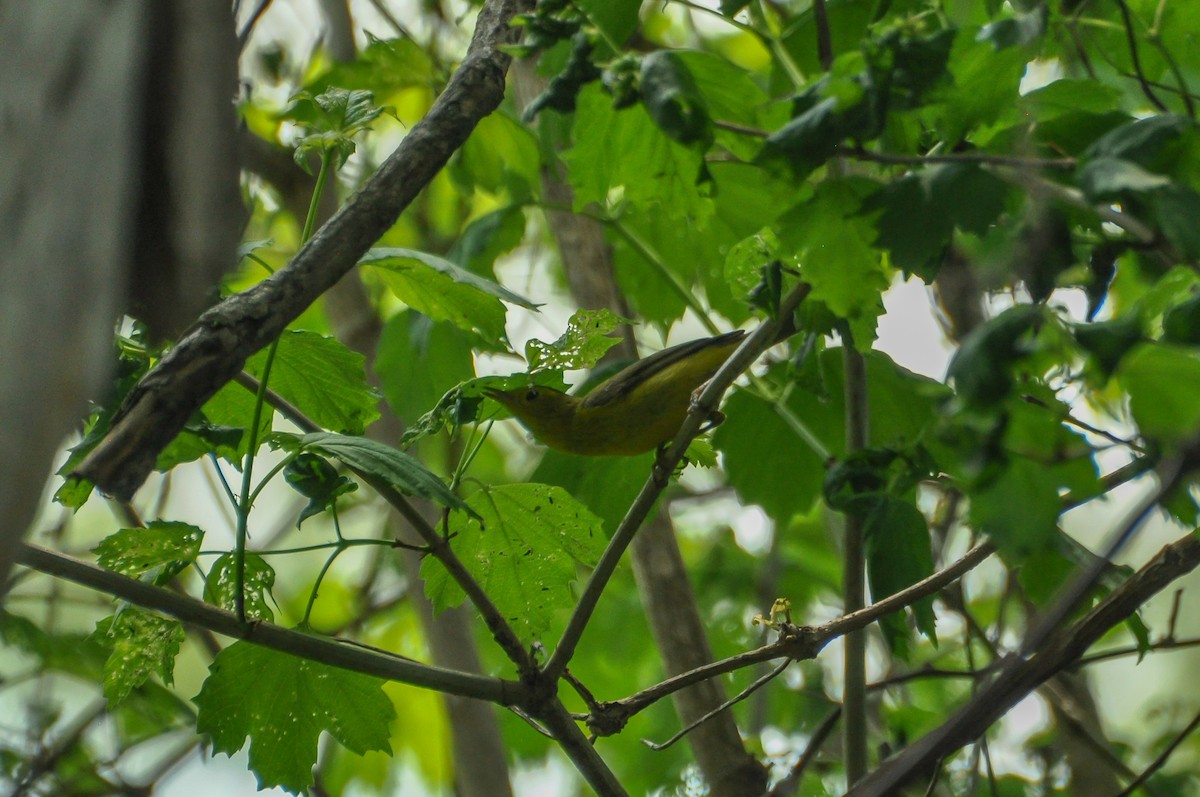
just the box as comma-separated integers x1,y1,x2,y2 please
581,330,746,408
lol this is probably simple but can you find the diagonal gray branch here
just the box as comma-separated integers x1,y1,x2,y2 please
17,542,524,704
77,0,532,500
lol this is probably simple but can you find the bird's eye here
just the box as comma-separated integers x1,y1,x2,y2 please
525,387,539,402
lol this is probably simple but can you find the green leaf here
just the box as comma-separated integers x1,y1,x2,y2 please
237,239,273,261
93,521,204,586
158,375,272,469
760,94,846,178
204,553,276,623
194,642,394,795
576,0,641,47
1162,292,1200,344
92,610,184,706
1147,184,1200,260
306,33,435,97
1119,343,1200,442
420,484,605,641
865,164,1009,277
525,309,628,373
1072,314,1144,376
361,247,538,345
718,351,946,524
375,312,476,428
283,452,358,526
1083,114,1194,172
533,450,654,533
864,497,937,657
969,458,1062,555
246,330,381,436
565,83,713,220
0,610,107,679
931,30,1026,143
639,51,713,147
1078,157,1172,199
292,431,471,514
674,51,777,159
282,87,394,169
453,113,541,199
713,385,828,523
725,229,782,298
446,206,529,276
947,305,1042,407
1020,79,1123,118
111,682,195,747
777,179,888,342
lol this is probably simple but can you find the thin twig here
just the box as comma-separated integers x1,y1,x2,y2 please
643,660,791,750
1112,0,1169,112
993,167,1160,245
237,0,274,54
813,0,832,71
770,708,842,796
846,458,1191,797
603,542,995,722
1112,708,1200,797
845,145,1077,171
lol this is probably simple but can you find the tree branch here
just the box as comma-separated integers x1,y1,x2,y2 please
848,501,1200,795
592,542,995,729
16,542,523,706
76,0,532,501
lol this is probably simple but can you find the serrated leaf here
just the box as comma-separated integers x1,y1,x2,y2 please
717,351,946,525
93,521,204,586
420,484,605,641
282,87,394,169
525,309,628,372
294,432,471,514
865,164,1008,277
777,179,888,342
92,610,184,706
245,330,380,436
204,553,276,623
195,642,394,794
565,83,714,221
362,247,537,344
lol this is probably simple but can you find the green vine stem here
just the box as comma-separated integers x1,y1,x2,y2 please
234,149,335,622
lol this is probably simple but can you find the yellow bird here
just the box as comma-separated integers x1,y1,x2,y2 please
485,330,746,456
